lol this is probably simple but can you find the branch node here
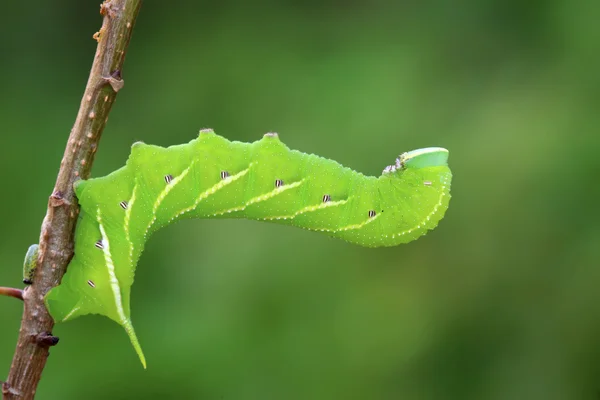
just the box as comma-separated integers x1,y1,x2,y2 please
92,26,106,43
100,1,118,18
103,71,124,92
36,332,60,348
2,381,22,397
49,190,70,208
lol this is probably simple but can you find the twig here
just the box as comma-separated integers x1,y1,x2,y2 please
3,1,142,399
0,288,23,301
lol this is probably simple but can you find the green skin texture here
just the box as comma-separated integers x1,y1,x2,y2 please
45,130,452,367
22,244,39,285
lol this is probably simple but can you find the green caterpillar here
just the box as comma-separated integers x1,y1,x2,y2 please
45,130,452,367
22,244,39,285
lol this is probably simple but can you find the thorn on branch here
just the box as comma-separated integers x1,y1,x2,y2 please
100,1,118,18
92,26,106,42
2,380,22,397
103,70,124,92
49,190,70,207
36,332,60,348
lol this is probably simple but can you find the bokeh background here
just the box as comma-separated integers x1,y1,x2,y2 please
1,1,599,399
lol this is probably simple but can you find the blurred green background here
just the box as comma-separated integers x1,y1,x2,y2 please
1,1,599,399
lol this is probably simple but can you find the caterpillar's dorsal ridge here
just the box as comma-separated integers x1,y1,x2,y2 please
264,132,279,138
199,128,214,135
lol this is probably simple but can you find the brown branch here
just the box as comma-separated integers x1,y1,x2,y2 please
3,1,142,399
0,288,23,301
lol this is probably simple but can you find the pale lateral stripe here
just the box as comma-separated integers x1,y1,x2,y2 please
305,212,381,233
153,165,192,213
62,306,81,322
391,176,450,238
336,213,381,232
263,198,348,220
124,184,138,269
97,208,128,324
174,164,253,219
101,208,146,367
211,179,304,216
145,164,193,236
245,180,304,206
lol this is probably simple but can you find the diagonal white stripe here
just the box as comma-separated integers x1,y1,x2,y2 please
98,207,147,367
145,164,193,236
335,213,380,232
62,306,80,322
153,165,192,213
174,164,254,219
211,179,304,216
263,198,347,221
124,184,138,271
97,208,127,324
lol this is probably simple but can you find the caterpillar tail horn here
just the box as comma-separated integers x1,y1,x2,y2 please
122,318,146,368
